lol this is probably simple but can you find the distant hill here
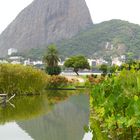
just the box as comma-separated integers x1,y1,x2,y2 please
23,20,140,60
0,0,92,57
57,20,140,59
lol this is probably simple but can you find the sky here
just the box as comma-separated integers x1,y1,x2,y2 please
0,0,140,33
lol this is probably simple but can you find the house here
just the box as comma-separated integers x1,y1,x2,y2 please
112,57,122,66
8,48,18,55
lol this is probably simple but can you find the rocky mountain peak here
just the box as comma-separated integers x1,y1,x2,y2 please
0,0,93,56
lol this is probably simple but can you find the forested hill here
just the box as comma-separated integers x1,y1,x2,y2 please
57,20,140,59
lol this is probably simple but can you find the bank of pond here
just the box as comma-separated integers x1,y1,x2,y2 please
0,64,87,96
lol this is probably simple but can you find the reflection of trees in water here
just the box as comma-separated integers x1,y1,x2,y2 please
17,94,89,140
0,96,52,124
0,90,82,125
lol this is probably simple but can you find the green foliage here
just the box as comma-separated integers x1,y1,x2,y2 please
43,44,61,75
43,44,60,67
120,60,140,71
23,48,45,59
109,65,118,74
57,20,140,59
0,64,48,95
64,55,90,75
90,69,140,139
99,64,108,75
46,75,68,89
45,66,61,75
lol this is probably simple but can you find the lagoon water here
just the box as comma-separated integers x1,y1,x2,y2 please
0,92,90,140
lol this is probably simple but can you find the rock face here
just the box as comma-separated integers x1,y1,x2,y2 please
0,0,93,56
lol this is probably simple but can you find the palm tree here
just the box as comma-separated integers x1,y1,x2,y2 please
43,44,61,75
43,44,60,67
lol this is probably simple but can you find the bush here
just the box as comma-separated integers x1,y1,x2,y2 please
87,75,105,85
0,64,48,95
46,75,68,89
45,66,61,75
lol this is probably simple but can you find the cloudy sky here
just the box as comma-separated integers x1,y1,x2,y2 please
0,0,140,33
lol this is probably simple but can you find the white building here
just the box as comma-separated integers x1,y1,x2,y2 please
33,60,43,65
11,61,21,64
112,57,122,66
9,56,22,60
24,59,32,65
96,58,108,65
8,48,18,55
24,59,43,66
88,59,97,66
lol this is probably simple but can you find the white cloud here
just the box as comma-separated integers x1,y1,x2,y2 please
85,0,140,24
0,0,33,33
0,0,140,33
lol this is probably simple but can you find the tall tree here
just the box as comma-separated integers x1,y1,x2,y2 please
43,44,61,75
43,44,60,67
64,55,90,76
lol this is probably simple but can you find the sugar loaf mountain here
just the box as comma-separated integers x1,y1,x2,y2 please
0,0,92,57
0,0,140,59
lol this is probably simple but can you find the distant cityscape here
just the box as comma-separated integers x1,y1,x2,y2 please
0,48,126,69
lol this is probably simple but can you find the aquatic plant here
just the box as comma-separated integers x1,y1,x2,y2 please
90,69,140,139
0,64,48,95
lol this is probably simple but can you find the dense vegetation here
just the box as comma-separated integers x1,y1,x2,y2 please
0,64,47,95
90,68,140,139
58,20,140,59
25,20,140,60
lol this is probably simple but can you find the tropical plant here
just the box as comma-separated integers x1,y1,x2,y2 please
43,44,60,67
45,66,61,75
90,68,140,139
64,55,90,75
120,60,140,71
43,44,61,75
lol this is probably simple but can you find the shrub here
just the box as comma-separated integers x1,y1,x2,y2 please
46,75,68,89
45,66,61,75
87,75,105,85
90,69,140,139
0,64,48,95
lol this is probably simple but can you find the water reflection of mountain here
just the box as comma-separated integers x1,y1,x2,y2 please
17,94,89,140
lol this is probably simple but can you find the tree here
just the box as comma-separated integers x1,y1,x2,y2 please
43,44,61,75
64,55,90,76
99,64,108,76
43,44,60,67
109,65,118,74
